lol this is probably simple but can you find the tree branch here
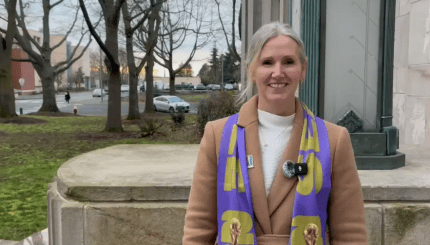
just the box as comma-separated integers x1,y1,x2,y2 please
50,0,64,9
78,0,113,63
56,34,92,74
11,58,33,62
15,0,42,52
113,0,126,19
51,7,79,52
214,0,240,61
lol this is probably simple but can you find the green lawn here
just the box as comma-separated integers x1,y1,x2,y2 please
0,114,200,241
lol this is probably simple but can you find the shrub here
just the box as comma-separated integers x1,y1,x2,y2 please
171,107,185,126
197,91,241,135
139,118,165,137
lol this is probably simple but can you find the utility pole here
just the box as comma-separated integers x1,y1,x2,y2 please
100,47,104,103
221,54,224,91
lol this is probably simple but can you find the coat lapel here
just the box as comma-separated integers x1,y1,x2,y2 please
237,95,272,235
237,96,305,234
267,98,304,216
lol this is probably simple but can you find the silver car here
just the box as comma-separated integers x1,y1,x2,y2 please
92,89,106,97
153,95,190,113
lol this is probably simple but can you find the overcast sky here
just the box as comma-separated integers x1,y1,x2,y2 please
0,0,241,77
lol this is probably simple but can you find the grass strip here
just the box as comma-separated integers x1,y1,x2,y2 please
0,114,200,241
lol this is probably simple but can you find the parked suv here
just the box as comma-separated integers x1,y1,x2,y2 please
212,84,221,91
195,84,206,90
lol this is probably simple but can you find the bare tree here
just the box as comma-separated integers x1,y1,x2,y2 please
133,0,162,114
0,0,92,113
121,0,164,119
153,0,211,95
79,0,125,131
0,0,17,117
214,0,240,63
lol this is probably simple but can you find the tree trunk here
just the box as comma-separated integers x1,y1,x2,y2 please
0,0,18,118
144,56,155,113
0,47,17,117
126,67,140,120
144,0,161,113
37,67,60,112
169,70,176,95
104,16,123,132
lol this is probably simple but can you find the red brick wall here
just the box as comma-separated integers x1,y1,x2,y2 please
11,49,35,90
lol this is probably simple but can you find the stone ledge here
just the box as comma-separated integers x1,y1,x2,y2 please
359,145,430,201
56,144,430,202
57,144,199,201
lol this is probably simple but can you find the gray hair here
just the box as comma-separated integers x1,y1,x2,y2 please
236,22,307,105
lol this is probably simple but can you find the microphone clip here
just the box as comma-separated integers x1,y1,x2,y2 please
282,160,308,178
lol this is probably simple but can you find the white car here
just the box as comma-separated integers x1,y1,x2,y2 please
153,95,190,113
224,84,234,90
92,89,106,97
121,85,130,93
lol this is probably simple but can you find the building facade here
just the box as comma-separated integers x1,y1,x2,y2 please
241,0,429,147
11,29,90,93
393,0,430,146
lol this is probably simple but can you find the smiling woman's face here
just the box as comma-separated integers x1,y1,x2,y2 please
251,35,307,116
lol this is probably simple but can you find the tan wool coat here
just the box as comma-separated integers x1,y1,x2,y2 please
183,96,368,245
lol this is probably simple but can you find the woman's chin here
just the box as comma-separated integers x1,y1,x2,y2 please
267,93,294,103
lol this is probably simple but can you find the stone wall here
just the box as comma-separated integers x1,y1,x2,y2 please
393,0,430,146
46,144,430,245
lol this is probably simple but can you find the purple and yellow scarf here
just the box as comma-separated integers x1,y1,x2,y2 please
217,103,331,245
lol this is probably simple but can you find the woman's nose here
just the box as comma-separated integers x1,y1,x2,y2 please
272,62,284,78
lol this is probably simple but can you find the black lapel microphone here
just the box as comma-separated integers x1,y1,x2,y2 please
282,160,308,178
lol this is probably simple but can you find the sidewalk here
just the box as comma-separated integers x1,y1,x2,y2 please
0,240,18,245
0,228,49,245
15,93,65,100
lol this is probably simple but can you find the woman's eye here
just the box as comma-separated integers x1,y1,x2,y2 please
262,60,272,65
284,60,294,64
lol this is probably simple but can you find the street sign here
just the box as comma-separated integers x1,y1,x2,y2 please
19,78,25,88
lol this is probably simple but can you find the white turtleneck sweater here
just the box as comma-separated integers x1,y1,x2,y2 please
257,109,295,196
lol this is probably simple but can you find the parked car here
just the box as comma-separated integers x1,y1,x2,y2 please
140,85,146,93
121,85,129,93
175,84,194,90
224,84,234,90
154,81,164,90
164,84,170,90
206,84,214,90
212,84,221,91
92,89,107,97
195,84,206,90
153,95,190,113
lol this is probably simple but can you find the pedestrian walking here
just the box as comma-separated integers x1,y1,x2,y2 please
65,92,71,104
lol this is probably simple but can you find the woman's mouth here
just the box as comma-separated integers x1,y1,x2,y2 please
269,83,287,88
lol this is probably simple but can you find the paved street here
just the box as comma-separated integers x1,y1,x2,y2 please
15,91,198,116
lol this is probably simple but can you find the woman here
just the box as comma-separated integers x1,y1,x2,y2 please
183,22,368,245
